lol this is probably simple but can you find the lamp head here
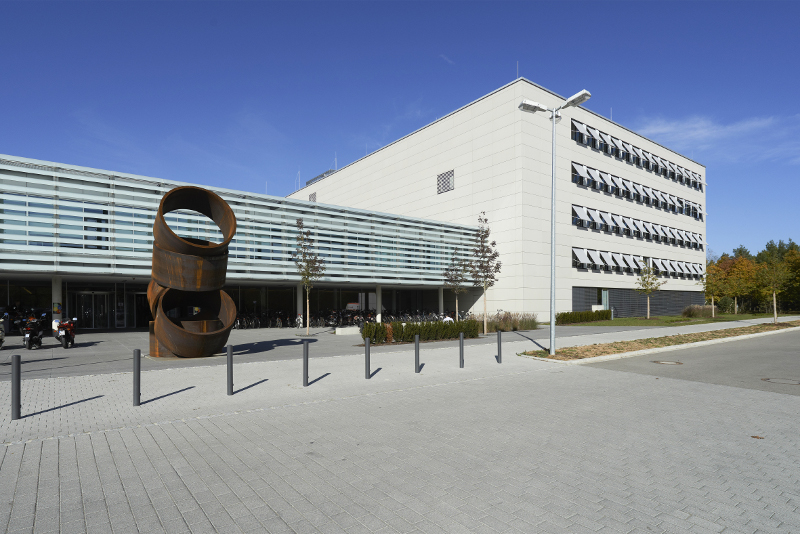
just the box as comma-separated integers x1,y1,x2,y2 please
518,100,548,114
563,89,591,108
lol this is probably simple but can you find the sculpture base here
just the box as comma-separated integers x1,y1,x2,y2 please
149,321,178,358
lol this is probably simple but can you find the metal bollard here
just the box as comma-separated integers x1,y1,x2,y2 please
459,332,464,368
497,330,502,363
11,354,21,420
227,345,233,396
133,349,141,407
302,340,309,387
414,334,420,373
365,338,371,379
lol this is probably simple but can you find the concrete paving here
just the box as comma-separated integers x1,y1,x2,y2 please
1,328,800,533
1,315,796,381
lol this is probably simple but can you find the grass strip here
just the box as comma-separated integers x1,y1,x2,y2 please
522,320,800,361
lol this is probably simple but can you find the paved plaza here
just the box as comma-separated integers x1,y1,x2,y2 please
1,323,799,533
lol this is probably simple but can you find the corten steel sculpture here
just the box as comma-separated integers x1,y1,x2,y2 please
148,186,237,358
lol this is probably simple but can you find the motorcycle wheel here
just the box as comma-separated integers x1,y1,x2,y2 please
62,336,69,349
26,338,32,350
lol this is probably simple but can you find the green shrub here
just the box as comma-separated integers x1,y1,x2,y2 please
717,296,734,314
682,304,716,318
361,322,387,343
555,310,612,325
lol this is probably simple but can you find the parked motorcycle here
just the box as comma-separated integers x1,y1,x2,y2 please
23,312,48,350
55,317,77,348
0,312,6,349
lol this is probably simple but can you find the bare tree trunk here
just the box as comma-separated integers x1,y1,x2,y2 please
734,296,738,315
773,291,777,324
483,285,487,335
712,296,715,318
455,294,459,322
647,295,650,319
306,289,310,336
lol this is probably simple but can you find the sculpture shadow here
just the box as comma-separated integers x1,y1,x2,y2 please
234,379,268,394
308,373,330,386
142,386,195,405
369,367,382,378
24,395,104,418
234,338,318,356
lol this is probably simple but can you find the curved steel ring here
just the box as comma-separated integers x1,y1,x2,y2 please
154,288,236,358
152,186,236,258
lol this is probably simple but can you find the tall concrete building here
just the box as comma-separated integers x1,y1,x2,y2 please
289,78,707,318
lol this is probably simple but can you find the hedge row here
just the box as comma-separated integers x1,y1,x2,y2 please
361,320,481,343
555,309,612,325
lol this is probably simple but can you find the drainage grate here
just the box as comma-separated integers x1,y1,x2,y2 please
652,361,682,365
761,378,800,385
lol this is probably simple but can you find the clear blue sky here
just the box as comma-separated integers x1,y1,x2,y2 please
1,1,797,257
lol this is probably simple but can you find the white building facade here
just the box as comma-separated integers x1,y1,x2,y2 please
289,79,707,319
0,155,475,329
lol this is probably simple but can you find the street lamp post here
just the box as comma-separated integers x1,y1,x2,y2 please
519,89,591,356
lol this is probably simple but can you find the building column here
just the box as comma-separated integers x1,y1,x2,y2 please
438,287,444,315
296,283,303,323
376,285,382,323
51,275,63,332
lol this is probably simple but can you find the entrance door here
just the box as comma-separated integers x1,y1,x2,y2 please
134,293,152,328
73,292,110,329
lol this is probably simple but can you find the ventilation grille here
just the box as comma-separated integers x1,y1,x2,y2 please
309,192,317,202
437,170,454,194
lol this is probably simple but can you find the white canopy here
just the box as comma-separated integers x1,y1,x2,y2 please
587,249,603,265
600,251,614,266
623,217,635,231
612,252,625,268
676,230,687,242
667,161,677,172
586,126,600,139
588,208,602,223
622,141,633,153
668,261,679,273
572,162,590,178
652,258,665,271
632,146,644,158
632,182,645,196
676,165,685,176
641,221,653,234
587,167,602,183
611,213,626,229
600,132,614,145
642,151,653,163
610,175,625,191
621,179,633,193
688,232,698,243
571,119,588,135
573,248,590,264
634,256,646,269
572,205,589,220
642,186,653,199
623,254,637,269
600,211,614,225
668,194,678,206
631,219,644,233
610,137,624,150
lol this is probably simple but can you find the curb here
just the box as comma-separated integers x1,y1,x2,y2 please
519,325,800,366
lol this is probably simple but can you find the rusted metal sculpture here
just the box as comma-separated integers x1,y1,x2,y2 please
148,186,237,358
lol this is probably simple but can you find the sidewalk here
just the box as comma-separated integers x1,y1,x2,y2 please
1,321,799,533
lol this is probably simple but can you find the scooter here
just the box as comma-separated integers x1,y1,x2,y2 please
55,317,77,348
23,312,48,350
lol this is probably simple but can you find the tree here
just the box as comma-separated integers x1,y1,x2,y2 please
732,245,754,261
755,239,799,264
725,256,757,314
634,266,667,319
470,212,501,335
756,256,791,324
700,260,726,317
291,218,326,335
443,250,469,321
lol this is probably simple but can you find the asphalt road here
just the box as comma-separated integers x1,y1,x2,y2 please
587,329,800,397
